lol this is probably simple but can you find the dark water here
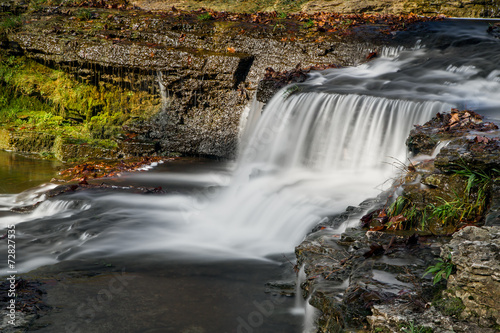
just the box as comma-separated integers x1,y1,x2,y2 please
0,155,304,332
0,151,61,194
28,259,300,333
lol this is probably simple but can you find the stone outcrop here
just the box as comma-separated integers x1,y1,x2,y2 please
295,110,500,332
442,226,500,328
297,225,442,331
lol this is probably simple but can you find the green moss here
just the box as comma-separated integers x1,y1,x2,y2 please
197,13,213,21
76,8,93,20
0,53,161,161
39,151,56,159
434,296,465,317
0,15,22,34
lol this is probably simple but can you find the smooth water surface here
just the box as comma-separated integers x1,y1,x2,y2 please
0,151,61,194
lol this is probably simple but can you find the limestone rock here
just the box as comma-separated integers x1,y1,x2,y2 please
442,226,500,328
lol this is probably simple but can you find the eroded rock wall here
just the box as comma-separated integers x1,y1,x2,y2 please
1,6,404,159
442,226,500,328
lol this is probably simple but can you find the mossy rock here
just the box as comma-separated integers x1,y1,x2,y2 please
53,136,119,161
434,295,466,318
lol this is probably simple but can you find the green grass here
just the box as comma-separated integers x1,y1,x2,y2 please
383,163,499,233
0,14,22,34
197,13,213,21
427,165,498,227
423,254,454,285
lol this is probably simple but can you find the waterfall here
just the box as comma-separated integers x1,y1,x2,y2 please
0,51,455,265
6,23,500,270
185,89,451,259
239,93,448,172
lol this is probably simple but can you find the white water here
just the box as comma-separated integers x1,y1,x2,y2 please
0,53,455,265
2,22,500,271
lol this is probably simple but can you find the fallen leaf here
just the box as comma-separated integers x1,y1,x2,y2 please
366,51,377,60
369,226,385,231
475,136,489,144
449,112,460,124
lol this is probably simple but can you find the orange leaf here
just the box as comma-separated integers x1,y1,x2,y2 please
369,226,385,231
227,47,235,53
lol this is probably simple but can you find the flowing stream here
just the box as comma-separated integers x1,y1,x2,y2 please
1,19,500,332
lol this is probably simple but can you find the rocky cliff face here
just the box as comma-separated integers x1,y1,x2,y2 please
1,3,428,159
442,226,500,328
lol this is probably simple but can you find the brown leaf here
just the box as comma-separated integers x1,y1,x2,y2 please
449,112,460,125
475,136,489,144
369,226,385,231
366,51,378,60
363,243,384,258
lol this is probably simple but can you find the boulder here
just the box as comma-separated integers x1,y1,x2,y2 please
442,226,500,328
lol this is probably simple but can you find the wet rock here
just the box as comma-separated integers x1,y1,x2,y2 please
368,303,498,333
368,226,500,333
434,136,500,173
485,179,500,227
56,156,172,181
264,280,296,296
42,182,166,199
3,6,422,159
0,278,50,333
256,79,283,104
487,23,500,39
0,130,56,154
441,226,500,328
256,64,340,103
406,110,498,156
296,211,442,330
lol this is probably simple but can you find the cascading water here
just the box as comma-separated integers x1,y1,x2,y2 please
6,30,500,268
